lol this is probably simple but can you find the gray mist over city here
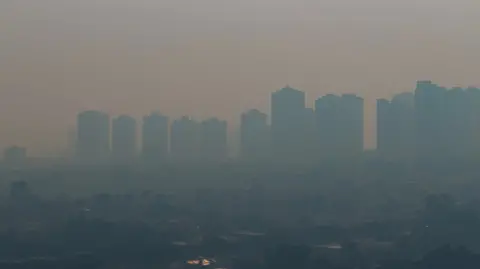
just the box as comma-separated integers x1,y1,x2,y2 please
1,1,480,269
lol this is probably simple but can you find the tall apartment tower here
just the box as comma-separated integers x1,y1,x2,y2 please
376,98,391,156
315,94,364,159
414,81,447,160
240,109,270,161
376,92,414,159
142,112,169,162
271,86,306,162
76,110,110,163
170,116,200,161
466,87,480,156
112,115,137,164
340,94,364,156
315,94,342,158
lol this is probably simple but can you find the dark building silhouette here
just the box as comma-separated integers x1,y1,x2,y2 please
76,110,110,163
304,107,317,159
315,94,364,159
3,146,27,167
112,115,137,163
444,87,471,158
412,82,480,160
414,81,448,160
170,116,200,161
442,86,480,158
466,87,480,156
271,86,307,161
315,94,342,158
376,98,390,156
200,118,228,161
240,109,270,160
142,112,169,162
376,92,414,159
59,80,480,164
339,94,364,156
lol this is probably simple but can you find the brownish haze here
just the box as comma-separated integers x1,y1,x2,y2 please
1,1,479,156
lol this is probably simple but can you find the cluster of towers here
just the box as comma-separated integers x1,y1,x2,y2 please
268,86,364,162
377,81,480,161
242,87,364,162
74,81,480,164
75,85,365,164
76,112,227,164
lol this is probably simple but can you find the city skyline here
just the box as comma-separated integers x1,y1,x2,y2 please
2,2,480,268
5,81,480,157
68,88,360,163
4,80,479,163
71,85,363,162
2,1,480,156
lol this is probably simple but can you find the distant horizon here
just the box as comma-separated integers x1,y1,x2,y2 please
2,0,479,155
2,81,479,159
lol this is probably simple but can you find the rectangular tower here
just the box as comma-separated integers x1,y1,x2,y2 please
142,112,169,162
240,109,270,160
271,86,306,161
112,115,137,164
76,110,110,163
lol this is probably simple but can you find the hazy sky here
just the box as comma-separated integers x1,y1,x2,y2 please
1,0,479,155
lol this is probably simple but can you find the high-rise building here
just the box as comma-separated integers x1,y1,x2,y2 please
315,94,364,158
376,98,391,156
414,82,480,160
199,118,228,161
414,81,447,160
315,94,342,158
76,110,110,163
170,116,200,161
444,87,470,158
240,109,270,160
112,115,137,163
339,94,364,156
376,92,414,159
466,87,480,156
304,107,317,159
142,112,169,162
271,86,306,161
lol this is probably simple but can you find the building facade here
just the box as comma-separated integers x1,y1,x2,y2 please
76,110,110,163
112,115,137,163
142,112,169,162
240,109,270,160
376,92,414,159
414,81,448,160
170,116,200,161
271,86,306,161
